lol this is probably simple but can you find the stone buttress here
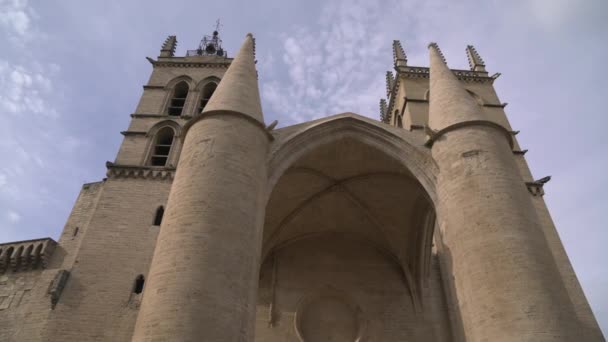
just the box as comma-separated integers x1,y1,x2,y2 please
427,43,584,341
131,34,270,341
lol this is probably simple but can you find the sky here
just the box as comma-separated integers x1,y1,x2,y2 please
1,0,606,335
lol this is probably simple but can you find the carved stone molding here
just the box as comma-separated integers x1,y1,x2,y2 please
106,162,175,180
0,238,57,273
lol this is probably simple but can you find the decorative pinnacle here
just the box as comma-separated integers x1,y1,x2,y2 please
379,99,389,123
392,40,407,67
466,45,486,71
386,71,395,98
160,35,177,57
428,42,447,64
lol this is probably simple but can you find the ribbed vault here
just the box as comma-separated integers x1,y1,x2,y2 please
263,135,435,304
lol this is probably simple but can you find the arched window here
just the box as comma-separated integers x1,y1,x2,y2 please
133,275,145,294
149,127,175,167
198,82,218,113
167,81,189,116
153,206,164,226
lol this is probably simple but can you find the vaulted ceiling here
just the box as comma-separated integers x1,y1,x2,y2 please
263,136,435,295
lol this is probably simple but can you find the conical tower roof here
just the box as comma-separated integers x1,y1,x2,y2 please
203,33,264,122
428,43,484,130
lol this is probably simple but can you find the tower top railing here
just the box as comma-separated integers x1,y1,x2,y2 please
185,49,228,58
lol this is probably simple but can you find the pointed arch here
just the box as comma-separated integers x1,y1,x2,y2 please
144,121,182,167
163,76,194,116
267,113,437,203
167,81,189,116
195,76,221,114
148,127,175,167
265,113,439,308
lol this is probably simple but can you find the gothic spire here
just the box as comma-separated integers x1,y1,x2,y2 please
160,35,177,57
386,71,395,98
379,99,389,123
428,42,484,130
392,40,407,67
202,33,264,123
466,45,486,72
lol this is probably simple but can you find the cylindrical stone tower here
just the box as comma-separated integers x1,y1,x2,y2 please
427,43,583,341
132,34,270,341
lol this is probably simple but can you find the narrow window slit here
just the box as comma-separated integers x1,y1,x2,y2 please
133,275,145,294
153,206,164,226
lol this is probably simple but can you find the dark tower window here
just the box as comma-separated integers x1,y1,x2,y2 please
133,275,145,294
149,128,175,166
198,82,217,113
168,81,189,116
153,206,164,226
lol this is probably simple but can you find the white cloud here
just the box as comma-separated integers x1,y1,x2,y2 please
0,173,6,187
0,0,32,37
0,61,57,117
7,210,21,223
261,0,394,124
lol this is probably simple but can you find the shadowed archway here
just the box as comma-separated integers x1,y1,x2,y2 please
255,114,451,341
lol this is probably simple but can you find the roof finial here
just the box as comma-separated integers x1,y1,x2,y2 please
386,71,395,98
379,99,389,123
466,45,486,72
160,35,177,57
392,40,407,67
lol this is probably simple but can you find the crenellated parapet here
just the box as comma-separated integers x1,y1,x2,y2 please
0,238,56,273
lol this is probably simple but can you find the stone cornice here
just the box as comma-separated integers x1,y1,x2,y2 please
396,66,494,83
401,97,505,108
130,113,192,119
143,85,164,90
120,131,147,136
149,59,232,69
106,162,175,180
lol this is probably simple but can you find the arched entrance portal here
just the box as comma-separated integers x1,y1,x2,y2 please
256,115,453,341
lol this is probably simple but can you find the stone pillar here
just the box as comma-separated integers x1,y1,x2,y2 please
428,43,583,341
132,34,269,341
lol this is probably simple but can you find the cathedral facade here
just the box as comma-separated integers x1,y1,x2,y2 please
0,31,604,341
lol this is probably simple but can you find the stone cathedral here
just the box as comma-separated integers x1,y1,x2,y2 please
0,29,604,342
